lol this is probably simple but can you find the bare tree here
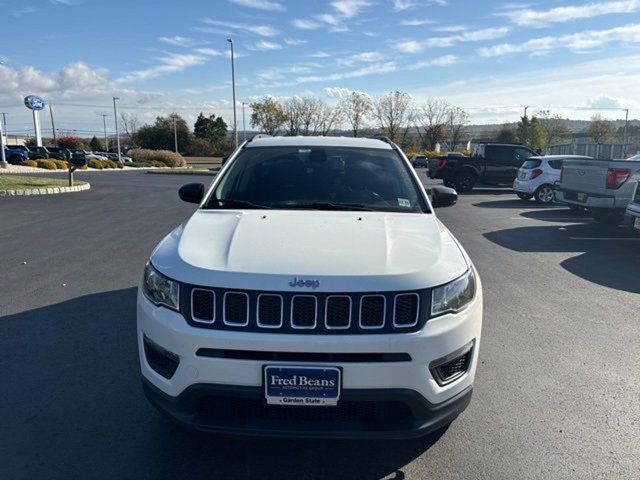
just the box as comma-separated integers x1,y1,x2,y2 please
314,101,342,136
444,106,469,151
414,99,449,150
373,90,414,143
588,114,615,144
282,97,303,136
120,112,140,144
339,91,372,137
298,97,321,136
537,110,570,147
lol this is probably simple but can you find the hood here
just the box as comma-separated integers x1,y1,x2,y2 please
151,210,468,292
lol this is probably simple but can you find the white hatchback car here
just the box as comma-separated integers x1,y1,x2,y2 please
138,136,482,438
513,155,592,203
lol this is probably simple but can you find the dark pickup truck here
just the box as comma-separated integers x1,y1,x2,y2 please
428,143,536,191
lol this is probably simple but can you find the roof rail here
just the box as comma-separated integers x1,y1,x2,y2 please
247,134,272,143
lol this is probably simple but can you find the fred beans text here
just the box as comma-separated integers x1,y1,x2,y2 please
270,375,336,387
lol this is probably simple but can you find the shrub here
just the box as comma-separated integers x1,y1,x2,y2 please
88,159,103,169
127,148,186,168
36,159,57,170
149,160,166,168
103,160,118,169
57,136,86,150
125,161,149,168
52,160,69,170
22,159,38,167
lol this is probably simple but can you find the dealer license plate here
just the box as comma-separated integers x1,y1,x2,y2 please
577,192,587,202
264,366,341,406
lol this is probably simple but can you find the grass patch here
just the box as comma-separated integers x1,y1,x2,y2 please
0,175,86,190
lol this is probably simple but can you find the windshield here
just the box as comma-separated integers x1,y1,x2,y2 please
206,146,428,213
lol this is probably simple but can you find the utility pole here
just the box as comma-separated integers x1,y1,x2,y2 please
101,114,109,150
173,115,178,153
0,113,7,169
0,113,7,138
227,38,238,150
623,108,629,157
49,103,57,145
113,97,121,162
242,101,247,142
522,106,529,146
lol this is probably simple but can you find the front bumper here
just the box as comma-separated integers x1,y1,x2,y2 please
138,281,482,438
142,376,473,439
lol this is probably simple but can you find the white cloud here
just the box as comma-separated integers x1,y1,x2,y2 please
407,54,459,70
49,0,83,4
292,19,322,30
500,0,640,27
118,53,208,83
337,51,385,66
13,6,36,17
309,51,331,58
284,38,307,45
227,0,285,11
200,19,278,36
247,40,283,51
400,18,433,26
158,36,195,47
331,0,373,17
296,61,397,83
194,48,224,57
392,0,447,11
433,25,466,32
478,23,640,57
394,27,510,52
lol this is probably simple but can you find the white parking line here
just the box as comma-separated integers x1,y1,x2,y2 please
569,237,640,241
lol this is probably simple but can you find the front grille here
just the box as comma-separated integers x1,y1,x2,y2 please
196,397,413,430
291,295,317,329
394,294,419,327
360,296,385,329
196,349,411,363
143,336,179,379
182,285,431,334
224,292,249,326
430,342,474,386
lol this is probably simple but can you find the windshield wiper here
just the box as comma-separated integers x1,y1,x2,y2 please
270,202,374,211
213,199,271,209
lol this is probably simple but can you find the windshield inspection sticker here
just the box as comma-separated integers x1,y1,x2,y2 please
398,198,411,208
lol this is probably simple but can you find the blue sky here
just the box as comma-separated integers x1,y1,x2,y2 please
1,0,640,135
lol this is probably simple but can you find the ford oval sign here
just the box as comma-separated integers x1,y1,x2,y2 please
24,95,46,111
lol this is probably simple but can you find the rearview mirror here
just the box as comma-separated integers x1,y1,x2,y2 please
179,183,205,204
431,185,458,208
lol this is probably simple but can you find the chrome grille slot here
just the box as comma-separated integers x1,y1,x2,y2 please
257,294,283,328
359,295,386,329
325,296,351,329
393,293,419,327
291,295,317,329
223,292,249,326
191,288,215,323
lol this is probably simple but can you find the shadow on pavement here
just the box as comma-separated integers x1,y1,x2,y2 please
472,198,552,209
1,288,442,479
483,224,640,293
519,208,591,222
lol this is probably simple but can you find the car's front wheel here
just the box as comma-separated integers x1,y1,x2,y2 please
516,192,532,201
534,184,555,204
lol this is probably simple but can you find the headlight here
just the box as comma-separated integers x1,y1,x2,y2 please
431,269,476,316
142,262,180,311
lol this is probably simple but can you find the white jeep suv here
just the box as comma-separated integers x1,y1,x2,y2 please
138,136,483,438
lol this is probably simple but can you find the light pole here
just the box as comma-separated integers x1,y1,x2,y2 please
49,103,57,145
227,38,238,150
113,97,121,162
173,115,178,153
101,114,108,150
242,101,247,142
0,113,7,169
623,108,629,157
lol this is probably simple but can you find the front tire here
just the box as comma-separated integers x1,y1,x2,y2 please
454,171,476,192
590,209,624,226
516,192,532,201
534,184,555,204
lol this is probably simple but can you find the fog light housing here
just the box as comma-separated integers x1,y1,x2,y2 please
143,335,179,379
430,341,474,386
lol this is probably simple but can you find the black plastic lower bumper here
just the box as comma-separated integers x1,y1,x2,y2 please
142,377,472,439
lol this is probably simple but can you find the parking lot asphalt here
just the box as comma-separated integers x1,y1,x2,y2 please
1,169,638,479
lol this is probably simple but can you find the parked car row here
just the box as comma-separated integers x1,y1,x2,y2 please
2,145,131,165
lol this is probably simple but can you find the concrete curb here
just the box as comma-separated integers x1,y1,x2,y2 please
0,182,91,197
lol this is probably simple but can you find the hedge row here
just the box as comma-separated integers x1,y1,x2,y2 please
127,149,186,168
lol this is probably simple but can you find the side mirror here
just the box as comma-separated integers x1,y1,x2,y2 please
431,185,458,208
179,183,205,204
